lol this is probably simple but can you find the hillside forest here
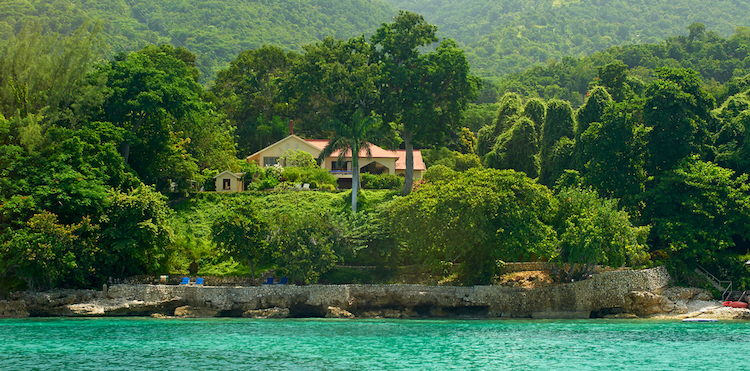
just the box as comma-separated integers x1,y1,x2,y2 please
2,5,750,293
3,0,750,83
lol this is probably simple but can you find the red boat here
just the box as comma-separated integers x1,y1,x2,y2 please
722,301,749,308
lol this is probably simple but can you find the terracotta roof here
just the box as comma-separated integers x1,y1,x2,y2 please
304,139,399,158
305,139,424,171
304,139,329,151
395,149,426,171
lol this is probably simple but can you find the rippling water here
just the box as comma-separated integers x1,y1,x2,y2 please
1,318,747,370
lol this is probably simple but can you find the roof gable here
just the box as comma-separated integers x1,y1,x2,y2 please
246,134,323,162
213,170,243,179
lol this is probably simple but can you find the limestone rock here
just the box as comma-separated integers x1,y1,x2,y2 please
671,300,688,314
683,306,750,320
625,291,674,316
429,307,449,317
359,310,383,318
62,303,105,316
242,307,290,318
103,297,185,316
151,313,168,318
661,287,713,302
173,305,218,318
531,310,591,319
383,309,403,318
693,290,713,301
325,306,354,318
0,300,29,318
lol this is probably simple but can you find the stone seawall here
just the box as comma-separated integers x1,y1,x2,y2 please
1,266,706,319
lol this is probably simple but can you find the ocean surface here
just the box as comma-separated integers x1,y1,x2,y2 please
1,317,747,370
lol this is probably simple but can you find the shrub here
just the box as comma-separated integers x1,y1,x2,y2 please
423,165,458,183
389,168,556,285
279,149,317,168
361,173,404,189
281,166,337,188
454,153,482,171
265,213,338,284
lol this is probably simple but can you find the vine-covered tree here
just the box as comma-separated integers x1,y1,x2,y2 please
389,168,556,284
539,99,576,185
522,98,546,142
484,117,540,178
644,68,714,174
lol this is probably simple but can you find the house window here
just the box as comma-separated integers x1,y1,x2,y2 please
331,161,348,171
223,179,231,190
263,157,279,167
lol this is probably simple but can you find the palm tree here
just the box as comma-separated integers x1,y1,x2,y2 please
318,109,379,213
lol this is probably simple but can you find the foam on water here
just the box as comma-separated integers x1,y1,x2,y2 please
1,318,747,370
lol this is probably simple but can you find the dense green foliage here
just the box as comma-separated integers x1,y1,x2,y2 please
389,168,557,284
5,3,750,291
387,0,750,79
211,201,267,282
494,24,750,106
0,0,396,83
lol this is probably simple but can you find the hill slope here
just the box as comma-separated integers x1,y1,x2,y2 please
385,0,750,78
4,0,750,84
0,0,396,83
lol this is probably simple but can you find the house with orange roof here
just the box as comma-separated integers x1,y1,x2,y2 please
246,134,426,188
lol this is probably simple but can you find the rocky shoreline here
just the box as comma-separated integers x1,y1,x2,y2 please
1,266,748,320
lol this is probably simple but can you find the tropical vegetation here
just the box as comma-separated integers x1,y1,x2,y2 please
2,3,750,295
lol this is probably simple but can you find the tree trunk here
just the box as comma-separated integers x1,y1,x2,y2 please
120,115,148,164
249,259,256,285
120,142,131,164
400,130,414,196
566,262,577,283
352,148,359,213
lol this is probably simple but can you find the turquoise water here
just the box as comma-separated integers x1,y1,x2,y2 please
1,318,747,370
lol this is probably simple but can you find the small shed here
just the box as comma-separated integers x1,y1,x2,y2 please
213,170,245,192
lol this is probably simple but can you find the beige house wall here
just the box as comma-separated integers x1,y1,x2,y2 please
214,173,243,192
247,135,423,182
395,169,424,180
249,136,322,167
321,156,396,175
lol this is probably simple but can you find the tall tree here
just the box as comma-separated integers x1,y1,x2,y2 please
212,45,297,155
484,117,540,178
97,45,206,187
0,22,103,122
371,11,480,195
579,100,649,210
284,36,385,212
644,68,714,175
211,201,267,284
539,99,576,185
